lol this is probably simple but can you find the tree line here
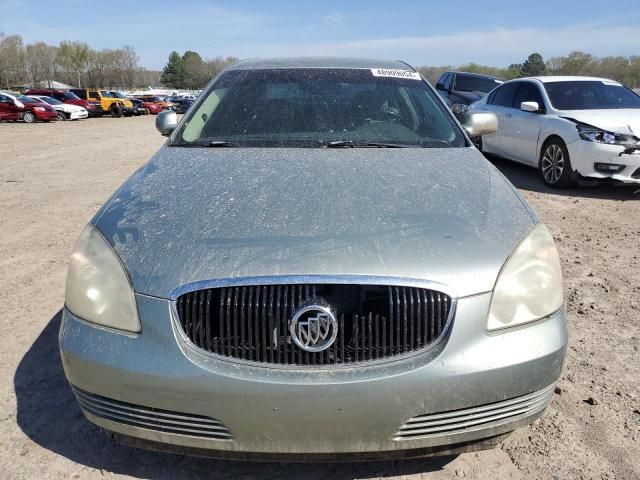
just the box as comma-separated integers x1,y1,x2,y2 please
0,33,159,90
3,32,640,91
161,51,238,89
419,52,640,88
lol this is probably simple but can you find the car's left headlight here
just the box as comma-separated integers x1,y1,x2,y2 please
487,223,563,331
65,224,140,332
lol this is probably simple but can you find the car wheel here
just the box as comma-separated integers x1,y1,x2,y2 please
539,139,574,188
143,108,150,115
110,105,123,118
57,111,67,121
22,112,36,123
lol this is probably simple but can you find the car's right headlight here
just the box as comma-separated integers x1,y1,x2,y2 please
65,224,140,332
451,103,470,114
487,223,563,331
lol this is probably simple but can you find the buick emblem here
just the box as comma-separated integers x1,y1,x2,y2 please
290,305,338,353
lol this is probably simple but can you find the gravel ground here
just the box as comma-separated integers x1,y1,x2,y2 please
1,116,639,479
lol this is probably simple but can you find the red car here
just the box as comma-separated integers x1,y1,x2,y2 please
140,101,163,114
0,92,58,122
25,88,102,116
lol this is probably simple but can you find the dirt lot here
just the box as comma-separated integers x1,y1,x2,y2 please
1,116,639,479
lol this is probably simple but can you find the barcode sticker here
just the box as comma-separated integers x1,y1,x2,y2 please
371,68,421,80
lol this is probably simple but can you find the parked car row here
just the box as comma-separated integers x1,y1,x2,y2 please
0,92,59,122
1,88,196,123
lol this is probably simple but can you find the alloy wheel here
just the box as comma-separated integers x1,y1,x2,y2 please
542,144,564,185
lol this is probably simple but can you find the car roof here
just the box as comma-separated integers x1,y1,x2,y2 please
227,57,413,71
445,71,501,79
516,76,617,83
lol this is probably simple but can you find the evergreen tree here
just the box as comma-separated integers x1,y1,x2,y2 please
181,50,207,89
520,53,547,77
160,51,184,88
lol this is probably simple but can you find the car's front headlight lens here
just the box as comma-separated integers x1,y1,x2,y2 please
451,103,470,114
487,224,563,331
577,124,638,146
65,224,140,332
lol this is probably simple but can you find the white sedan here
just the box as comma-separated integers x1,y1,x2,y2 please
27,95,88,121
469,76,640,187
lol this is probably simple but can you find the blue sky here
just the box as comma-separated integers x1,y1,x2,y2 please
2,0,640,69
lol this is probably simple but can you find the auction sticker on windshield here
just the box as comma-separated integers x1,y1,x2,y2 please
370,68,421,80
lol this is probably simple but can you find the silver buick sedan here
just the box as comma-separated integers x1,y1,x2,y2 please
60,58,567,461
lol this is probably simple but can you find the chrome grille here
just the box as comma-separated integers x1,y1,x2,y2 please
394,385,555,440
175,283,452,366
73,387,232,440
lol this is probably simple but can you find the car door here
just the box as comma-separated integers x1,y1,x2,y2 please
479,82,519,156
0,94,21,120
500,81,547,165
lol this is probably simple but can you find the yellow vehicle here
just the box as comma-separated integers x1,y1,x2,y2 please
70,89,135,117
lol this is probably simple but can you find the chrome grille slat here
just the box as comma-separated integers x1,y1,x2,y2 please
176,283,452,366
404,385,555,424
73,389,225,426
75,397,230,432
72,387,232,440
394,385,554,440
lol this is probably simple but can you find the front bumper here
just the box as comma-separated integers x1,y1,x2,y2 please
59,292,567,459
70,111,88,120
567,139,640,184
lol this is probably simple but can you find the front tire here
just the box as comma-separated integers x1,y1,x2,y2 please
22,112,36,123
57,111,67,121
110,105,123,118
540,139,574,188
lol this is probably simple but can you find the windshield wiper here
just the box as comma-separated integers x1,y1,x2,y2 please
325,140,406,148
208,141,236,147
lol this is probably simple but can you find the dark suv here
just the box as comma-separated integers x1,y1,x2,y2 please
24,89,101,117
435,72,503,116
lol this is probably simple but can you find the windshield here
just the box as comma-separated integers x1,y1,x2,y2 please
18,96,41,104
109,91,127,99
37,96,63,105
62,92,80,100
173,68,466,148
544,81,640,110
454,75,502,93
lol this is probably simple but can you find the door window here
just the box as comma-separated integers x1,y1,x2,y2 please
442,74,453,91
513,82,545,110
489,82,520,108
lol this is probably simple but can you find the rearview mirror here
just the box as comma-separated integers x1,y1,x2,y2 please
155,110,178,136
460,112,498,137
521,101,540,113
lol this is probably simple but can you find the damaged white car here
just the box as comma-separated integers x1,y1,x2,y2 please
470,76,640,187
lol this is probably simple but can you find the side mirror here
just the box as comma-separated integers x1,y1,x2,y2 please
521,101,540,113
435,83,445,91
155,110,178,136
460,112,498,137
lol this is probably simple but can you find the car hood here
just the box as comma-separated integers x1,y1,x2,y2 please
452,90,486,104
559,109,640,135
93,146,535,299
